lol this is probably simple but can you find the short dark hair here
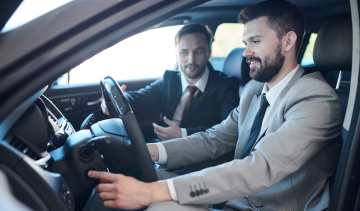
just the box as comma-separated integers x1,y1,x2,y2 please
175,24,213,47
239,0,304,51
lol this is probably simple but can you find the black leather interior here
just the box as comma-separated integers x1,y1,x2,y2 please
223,48,251,85
313,16,352,113
314,16,352,70
313,16,353,211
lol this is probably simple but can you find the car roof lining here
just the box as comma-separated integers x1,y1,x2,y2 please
157,0,350,33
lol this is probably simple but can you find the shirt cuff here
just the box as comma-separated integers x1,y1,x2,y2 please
157,143,168,164
166,179,178,201
181,128,188,137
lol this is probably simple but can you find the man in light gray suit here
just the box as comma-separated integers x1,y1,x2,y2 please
88,0,342,210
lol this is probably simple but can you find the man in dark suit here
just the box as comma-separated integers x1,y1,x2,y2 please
82,24,239,141
89,0,342,210
123,24,240,141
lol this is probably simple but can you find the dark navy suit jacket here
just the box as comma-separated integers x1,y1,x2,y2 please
126,64,240,140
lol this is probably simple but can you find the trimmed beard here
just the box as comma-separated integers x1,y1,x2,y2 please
181,63,206,80
250,45,284,83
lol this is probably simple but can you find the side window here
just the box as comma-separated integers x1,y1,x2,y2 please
2,0,73,32
210,23,245,70
58,25,183,85
301,33,317,67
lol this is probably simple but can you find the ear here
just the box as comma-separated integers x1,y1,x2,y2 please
282,31,297,52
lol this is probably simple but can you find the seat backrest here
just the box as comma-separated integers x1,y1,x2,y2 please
222,48,250,86
313,16,352,211
313,16,352,113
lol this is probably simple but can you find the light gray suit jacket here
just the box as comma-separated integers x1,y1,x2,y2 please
162,68,342,211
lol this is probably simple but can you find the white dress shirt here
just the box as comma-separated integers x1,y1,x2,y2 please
157,66,209,164
161,65,300,201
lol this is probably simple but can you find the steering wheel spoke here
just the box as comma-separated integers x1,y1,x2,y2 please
100,76,157,182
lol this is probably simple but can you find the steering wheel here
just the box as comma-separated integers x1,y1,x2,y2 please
100,76,157,182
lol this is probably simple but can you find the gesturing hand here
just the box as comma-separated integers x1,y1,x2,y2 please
153,116,182,140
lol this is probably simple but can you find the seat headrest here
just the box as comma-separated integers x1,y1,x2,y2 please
223,48,250,85
314,16,352,70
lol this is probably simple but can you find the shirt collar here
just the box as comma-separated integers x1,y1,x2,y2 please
180,66,209,93
261,64,300,106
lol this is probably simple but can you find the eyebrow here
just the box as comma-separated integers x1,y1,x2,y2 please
249,35,262,40
243,35,263,43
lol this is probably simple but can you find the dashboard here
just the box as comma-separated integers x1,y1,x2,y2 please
2,94,79,210
2,91,142,210
0,75,156,210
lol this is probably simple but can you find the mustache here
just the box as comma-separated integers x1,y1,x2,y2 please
246,57,261,64
185,64,199,69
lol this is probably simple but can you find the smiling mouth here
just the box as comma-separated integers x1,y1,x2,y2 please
246,57,260,64
246,57,261,71
186,65,198,71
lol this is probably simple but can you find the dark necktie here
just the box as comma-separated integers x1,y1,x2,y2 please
172,85,198,124
240,94,269,158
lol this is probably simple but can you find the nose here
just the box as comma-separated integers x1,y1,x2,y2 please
188,52,195,63
243,47,254,58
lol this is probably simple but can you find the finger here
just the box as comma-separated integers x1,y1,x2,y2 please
99,192,117,201
152,123,166,133
88,171,118,182
157,134,167,140
154,129,167,140
97,183,115,192
103,200,119,208
162,116,176,127
120,84,127,92
153,123,167,139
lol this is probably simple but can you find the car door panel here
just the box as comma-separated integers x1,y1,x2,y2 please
45,78,156,130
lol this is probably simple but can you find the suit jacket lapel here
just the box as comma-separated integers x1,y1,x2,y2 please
253,68,305,146
276,68,305,101
167,71,182,118
235,92,262,158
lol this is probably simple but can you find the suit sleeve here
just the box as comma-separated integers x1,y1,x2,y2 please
219,77,240,119
170,81,342,205
163,106,239,170
126,78,164,122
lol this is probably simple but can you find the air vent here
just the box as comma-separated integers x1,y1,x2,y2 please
9,138,41,160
